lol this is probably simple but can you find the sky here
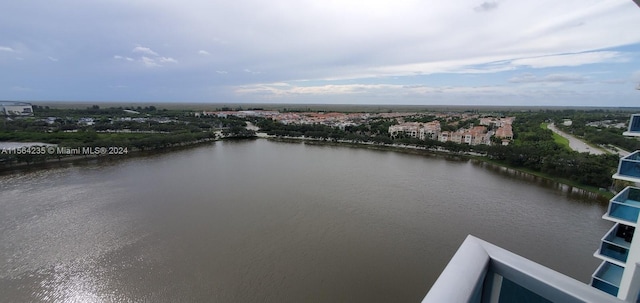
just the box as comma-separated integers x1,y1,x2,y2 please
1,0,640,107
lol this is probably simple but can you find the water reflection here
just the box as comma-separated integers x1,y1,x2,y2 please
0,140,613,302
472,160,609,204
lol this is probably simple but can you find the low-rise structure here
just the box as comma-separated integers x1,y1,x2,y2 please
389,121,441,140
1,101,33,116
480,116,515,128
495,124,514,145
438,126,490,145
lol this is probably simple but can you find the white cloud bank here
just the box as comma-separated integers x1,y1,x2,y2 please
1,0,640,105
113,45,177,68
132,46,159,56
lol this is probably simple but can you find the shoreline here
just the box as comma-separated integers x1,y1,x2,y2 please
0,135,612,200
263,135,613,200
0,138,219,175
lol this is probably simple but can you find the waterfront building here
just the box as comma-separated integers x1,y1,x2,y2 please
590,114,640,301
436,126,490,146
0,101,33,116
389,121,440,140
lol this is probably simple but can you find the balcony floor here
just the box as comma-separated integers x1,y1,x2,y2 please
605,234,631,249
609,204,640,223
594,262,624,286
599,245,629,264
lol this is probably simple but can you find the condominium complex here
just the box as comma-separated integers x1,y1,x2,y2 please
389,117,514,146
388,121,441,140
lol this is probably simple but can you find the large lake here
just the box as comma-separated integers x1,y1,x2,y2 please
0,139,611,302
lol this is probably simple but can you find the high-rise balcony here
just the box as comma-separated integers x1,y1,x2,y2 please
605,187,640,224
591,261,623,297
422,235,623,303
613,152,640,182
623,114,640,137
595,224,633,265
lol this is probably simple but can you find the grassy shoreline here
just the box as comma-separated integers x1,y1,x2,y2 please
267,136,613,201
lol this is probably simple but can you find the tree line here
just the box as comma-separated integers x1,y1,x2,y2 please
255,113,620,188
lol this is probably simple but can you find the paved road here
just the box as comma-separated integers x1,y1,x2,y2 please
547,123,605,155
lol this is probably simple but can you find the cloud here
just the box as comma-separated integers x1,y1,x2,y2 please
47,56,59,62
509,73,588,83
159,57,178,63
234,82,512,97
474,1,499,12
114,47,177,67
141,56,161,67
132,46,159,56
114,55,134,61
0,46,15,52
232,81,631,106
2,0,640,105
510,51,627,68
244,69,262,75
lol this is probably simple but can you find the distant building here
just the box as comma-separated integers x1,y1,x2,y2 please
78,117,95,126
494,124,514,145
1,101,33,116
389,121,441,140
437,126,490,146
479,116,515,128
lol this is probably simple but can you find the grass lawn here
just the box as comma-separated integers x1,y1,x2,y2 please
541,122,571,151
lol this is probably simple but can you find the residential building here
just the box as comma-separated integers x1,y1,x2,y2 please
495,124,513,142
479,116,515,128
590,114,640,301
1,101,33,116
438,126,489,146
389,121,440,140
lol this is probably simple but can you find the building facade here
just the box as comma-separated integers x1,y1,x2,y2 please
389,121,441,140
1,101,33,116
591,114,640,301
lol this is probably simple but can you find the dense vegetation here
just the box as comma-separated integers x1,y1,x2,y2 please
0,105,252,166
553,111,640,152
486,112,620,188
255,110,629,189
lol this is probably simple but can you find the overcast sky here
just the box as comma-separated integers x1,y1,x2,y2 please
2,0,640,106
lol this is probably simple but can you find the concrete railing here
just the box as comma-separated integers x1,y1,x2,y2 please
422,235,624,303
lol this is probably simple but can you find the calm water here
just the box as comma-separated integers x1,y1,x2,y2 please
0,140,610,302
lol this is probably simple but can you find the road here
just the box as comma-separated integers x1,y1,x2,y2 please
547,123,605,155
